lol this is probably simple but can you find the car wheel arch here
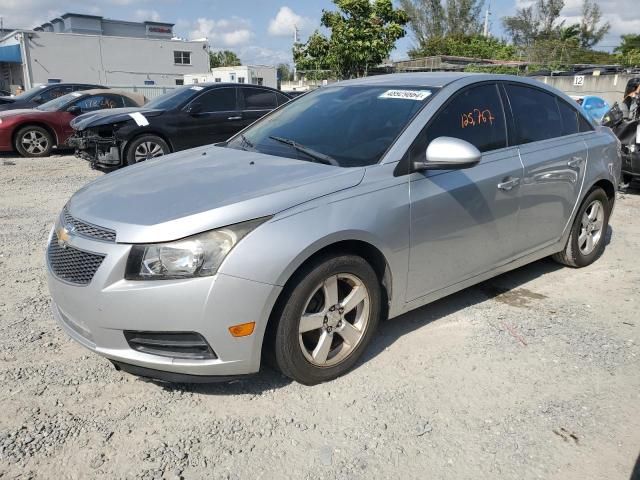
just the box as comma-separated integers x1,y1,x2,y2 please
259,238,392,362
12,122,59,148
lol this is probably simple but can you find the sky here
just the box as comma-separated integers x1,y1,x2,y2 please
0,0,637,65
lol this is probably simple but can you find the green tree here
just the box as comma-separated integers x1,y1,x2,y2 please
209,50,241,68
400,0,484,51
578,0,609,48
276,63,293,82
502,0,565,47
294,0,409,79
293,30,332,78
615,35,640,66
409,34,516,60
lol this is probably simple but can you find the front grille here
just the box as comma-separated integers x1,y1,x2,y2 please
124,331,217,360
62,207,116,243
48,233,105,285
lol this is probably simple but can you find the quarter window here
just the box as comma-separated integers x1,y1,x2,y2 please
192,88,236,112
174,51,191,65
241,87,277,110
557,100,580,136
505,84,563,144
415,83,507,157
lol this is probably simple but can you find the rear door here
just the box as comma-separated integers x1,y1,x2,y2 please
503,83,587,255
177,86,242,148
238,87,279,129
406,82,523,301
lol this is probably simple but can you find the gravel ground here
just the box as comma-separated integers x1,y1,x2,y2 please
0,154,639,480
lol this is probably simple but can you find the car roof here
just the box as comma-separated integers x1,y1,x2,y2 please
189,83,290,95
335,72,477,88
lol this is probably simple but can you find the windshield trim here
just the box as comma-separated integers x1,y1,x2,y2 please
224,84,440,168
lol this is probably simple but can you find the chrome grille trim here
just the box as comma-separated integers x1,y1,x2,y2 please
62,207,116,243
47,233,105,285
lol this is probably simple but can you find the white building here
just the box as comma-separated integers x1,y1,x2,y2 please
0,13,209,92
184,65,278,89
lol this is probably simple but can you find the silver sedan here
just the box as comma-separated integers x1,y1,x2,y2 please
46,73,621,385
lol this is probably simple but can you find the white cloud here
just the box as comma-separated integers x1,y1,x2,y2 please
134,9,161,22
268,6,311,37
235,45,292,65
188,17,254,47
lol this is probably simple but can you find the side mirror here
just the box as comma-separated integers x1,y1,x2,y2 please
413,137,481,171
187,103,203,115
67,105,82,115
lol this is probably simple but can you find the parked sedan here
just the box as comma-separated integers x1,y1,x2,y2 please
69,83,292,168
0,90,145,157
0,83,106,111
572,95,610,123
47,73,621,385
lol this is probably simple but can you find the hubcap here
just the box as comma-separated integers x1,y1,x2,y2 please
134,141,164,162
579,199,604,255
21,130,49,155
298,273,370,367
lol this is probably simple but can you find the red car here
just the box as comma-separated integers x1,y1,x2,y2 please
0,89,145,157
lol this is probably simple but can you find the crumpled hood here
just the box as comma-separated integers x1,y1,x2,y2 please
68,145,365,243
70,107,164,130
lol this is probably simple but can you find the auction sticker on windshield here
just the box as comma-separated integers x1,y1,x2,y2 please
379,90,432,101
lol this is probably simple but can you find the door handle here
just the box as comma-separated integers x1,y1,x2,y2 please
497,177,520,191
567,156,584,168
227,116,242,120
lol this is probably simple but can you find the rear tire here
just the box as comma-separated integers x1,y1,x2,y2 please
15,126,53,157
125,135,169,166
552,187,610,267
269,254,382,385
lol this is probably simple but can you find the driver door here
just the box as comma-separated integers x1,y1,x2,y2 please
406,83,523,301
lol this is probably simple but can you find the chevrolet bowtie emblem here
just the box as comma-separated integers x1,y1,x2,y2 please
56,223,75,249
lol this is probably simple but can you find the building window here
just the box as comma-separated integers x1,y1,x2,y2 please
238,77,245,84
174,51,191,65
175,79,184,86
230,73,236,82
144,80,156,85
256,77,264,86
214,78,222,83
47,78,62,84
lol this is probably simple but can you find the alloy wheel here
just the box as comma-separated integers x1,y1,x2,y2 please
134,141,164,162
579,199,604,255
21,130,49,155
298,273,370,367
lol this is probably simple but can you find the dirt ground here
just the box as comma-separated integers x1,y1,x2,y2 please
0,154,639,480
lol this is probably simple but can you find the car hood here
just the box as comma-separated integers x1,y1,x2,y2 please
71,107,164,130
0,108,44,119
0,96,16,104
67,145,365,243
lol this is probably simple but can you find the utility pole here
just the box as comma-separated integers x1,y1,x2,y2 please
293,25,300,82
483,0,491,37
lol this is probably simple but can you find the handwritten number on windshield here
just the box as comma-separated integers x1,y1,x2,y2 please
461,109,495,129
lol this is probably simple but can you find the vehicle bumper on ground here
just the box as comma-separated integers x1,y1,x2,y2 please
46,227,282,380
68,132,123,167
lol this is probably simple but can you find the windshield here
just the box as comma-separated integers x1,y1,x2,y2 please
145,86,200,110
226,85,437,167
11,85,47,101
36,92,82,112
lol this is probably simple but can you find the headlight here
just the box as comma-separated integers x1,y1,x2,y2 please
125,217,270,280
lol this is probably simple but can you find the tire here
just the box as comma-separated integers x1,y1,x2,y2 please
125,135,169,166
269,254,382,385
15,126,53,157
552,187,610,268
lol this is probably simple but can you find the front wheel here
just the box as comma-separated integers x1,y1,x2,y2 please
125,135,169,166
552,187,610,267
15,126,53,157
270,254,382,385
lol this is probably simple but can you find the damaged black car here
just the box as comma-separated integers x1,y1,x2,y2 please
69,83,291,168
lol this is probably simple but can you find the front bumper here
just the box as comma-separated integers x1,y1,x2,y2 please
68,132,123,167
46,227,282,379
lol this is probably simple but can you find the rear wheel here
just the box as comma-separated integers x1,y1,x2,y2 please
15,126,53,157
269,254,382,385
552,187,610,267
125,135,169,166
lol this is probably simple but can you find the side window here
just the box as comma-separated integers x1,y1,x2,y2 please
276,92,291,106
192,88,236,112
411,83,507,161
74,95,109,112
505,84,562,144
579,114,594,132
557,100,579,136
40,85,73,102
121,95,140,107
241,87,277,110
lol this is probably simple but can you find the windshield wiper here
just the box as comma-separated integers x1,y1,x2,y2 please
239,133,256,152
269,136,335,166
